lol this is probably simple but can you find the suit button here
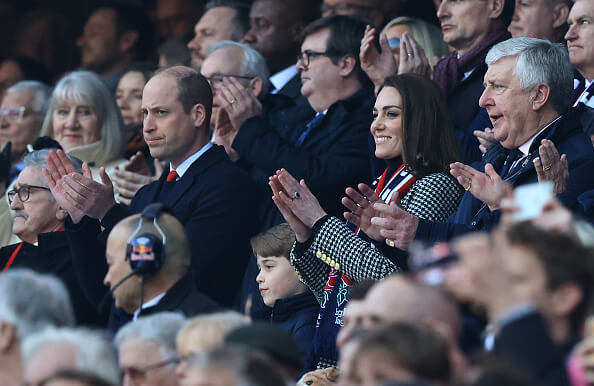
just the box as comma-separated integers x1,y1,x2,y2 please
471,221,477,227
316,251,322,258
335,263,341,271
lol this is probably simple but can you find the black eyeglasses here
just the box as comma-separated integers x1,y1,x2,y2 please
205,74,254,87
7,184,51,205
0,106,26,124
297,50,335,67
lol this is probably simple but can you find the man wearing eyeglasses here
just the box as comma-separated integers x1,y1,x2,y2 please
0,149,100,326
0,81,51,183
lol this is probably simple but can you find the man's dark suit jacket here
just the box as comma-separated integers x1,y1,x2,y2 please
276,73,302,102
0,232,102,326
65,145,259,309
416,109,594,242
233,87,375,228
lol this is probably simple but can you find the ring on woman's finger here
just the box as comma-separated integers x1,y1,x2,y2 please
387,239,395,247
407,53,413,58
465,183,471,191
229,98,236,104
543,164,551,171
293,191,301,199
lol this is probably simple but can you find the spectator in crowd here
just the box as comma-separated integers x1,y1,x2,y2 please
115,312,185,386
178,345,289,386
321,0,385,28
361,0,515,163
39,71,128,179
0,56,51,101
0,269,75,386
447,222,594,385
154,0,205,42
187,0,251,69
382,16,450,70
348,322,452,385
0,81,51,182
44,66,259,309
252,223,318,355
508,0,571,42
175,312,250,384
21,327,120,386
216,15,375,228
114,62,157,159
159,37,193,69
77,3,153,91
241,0,320,101
100,205,220,327
372,38,594,247
0,149,100,325
566,0,594,139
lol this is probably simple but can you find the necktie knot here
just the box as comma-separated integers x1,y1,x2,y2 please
166,170,179,182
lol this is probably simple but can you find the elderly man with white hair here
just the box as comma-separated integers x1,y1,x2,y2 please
115,312,185,386
0,148,100,325
21,327,120,386
0,269,75,386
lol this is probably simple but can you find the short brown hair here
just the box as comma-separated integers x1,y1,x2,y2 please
250,223,295,260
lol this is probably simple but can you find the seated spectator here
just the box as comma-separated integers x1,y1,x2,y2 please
175,312,250,383
39,71,128,180
76,3,153,91
269,74,463,368
0,149,99,325
115,312,185,386
159,37,192,69
252,223,318,355
374,38,594,247
114,62,157,159
216,15,375,228
21,327,120,386
187,0,250,69
348,322,451,385
176,311,249,356
566,0,594,138
241,0,320,102
508,0,571,42
321,0,385,28
0,269,75,386
0,56,51,101
0,81,51,182
44,66,259,309
177,345,288,386
446,222,594,385
225,323,304,381
382,16,450,70
100,204,220,328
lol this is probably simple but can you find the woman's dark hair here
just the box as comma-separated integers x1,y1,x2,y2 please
125,61,158,84
379,74,460,177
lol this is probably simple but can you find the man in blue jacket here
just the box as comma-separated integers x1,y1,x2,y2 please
371,38,594,247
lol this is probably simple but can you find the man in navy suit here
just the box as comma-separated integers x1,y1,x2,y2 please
44,66,259,309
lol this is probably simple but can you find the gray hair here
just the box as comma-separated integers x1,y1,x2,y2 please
0,269,74,340
39,71,126,164
24,149,83,175
176,311,250,351
485,37,574,113
206,40,270,95
21,327,119,385
6,81,52,116
115,312,185,358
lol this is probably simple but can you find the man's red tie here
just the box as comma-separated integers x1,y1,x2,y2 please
166,170,179,182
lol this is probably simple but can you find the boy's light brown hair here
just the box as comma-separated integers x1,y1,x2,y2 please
250,223,295,260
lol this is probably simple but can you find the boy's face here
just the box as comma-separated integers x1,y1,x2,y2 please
256,255,305,307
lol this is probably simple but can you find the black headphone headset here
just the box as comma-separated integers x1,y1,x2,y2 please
125,203,171,276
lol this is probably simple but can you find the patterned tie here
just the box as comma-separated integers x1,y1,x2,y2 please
166,170,179,182
499,149,523,178
296,112,325,146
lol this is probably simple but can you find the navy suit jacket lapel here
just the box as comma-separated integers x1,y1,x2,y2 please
166,146,226,208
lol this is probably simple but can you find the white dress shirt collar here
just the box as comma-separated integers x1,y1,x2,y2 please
169,142,213,179
269,66,298,94
133,292,166,320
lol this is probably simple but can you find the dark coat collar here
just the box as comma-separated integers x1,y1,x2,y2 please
271,291,319,323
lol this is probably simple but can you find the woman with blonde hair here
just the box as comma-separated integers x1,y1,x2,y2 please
40,70,127,178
